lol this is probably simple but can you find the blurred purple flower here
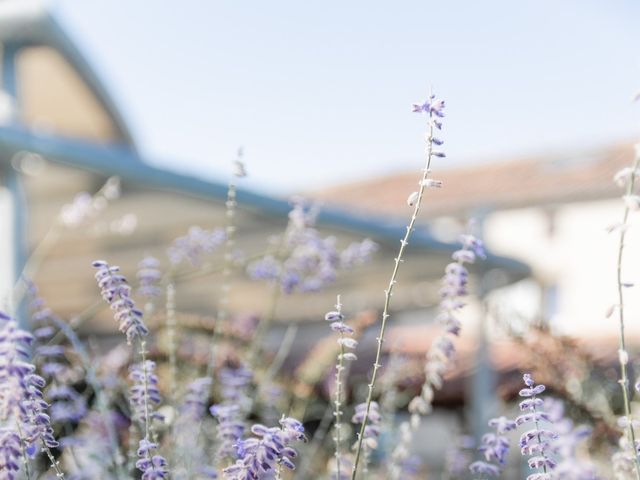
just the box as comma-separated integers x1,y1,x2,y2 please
0,429,21,479
222,416,305,479
352,401,381,452
248,198,376,294
0,311,58,475
167,226,225,266
210,364,253,459
137,256,163,299
129,360,163,425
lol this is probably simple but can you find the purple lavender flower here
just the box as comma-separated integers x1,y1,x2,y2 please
218,364,253,405
469,416,516,478
222,416,305,479
248,198,376,294
407,234,481,417
129,360,163,425
129,360,168,478
136,438,169,480
469,461,501,478
544,398,600,480
0,311,59,475
172,377,215,478
180,377,212,420
325,309,357,357
0,428,21,479
352,402,381,452
516,374,557,479
326,299,356,480
389,234,483,479
26,288,88,426
339,239,378,269
210,404,246,459
412,93,446,134
137,256,163,299
167,226,225,266
210,365,252,459
411,96,445,117
445,435,475,477
92,260,149,344
48,385,87,423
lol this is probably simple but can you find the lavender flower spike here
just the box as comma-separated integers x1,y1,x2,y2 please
469,416,516,478
352,401,382,475
351,92,448,479
167,226,225,267
222,416,306,479
0,429,21,479
611,143,640,479
516,374,557,480
0,311,64,478
137,256,163,299
326,296,356,480
130,361,168,479
136,438,169,480
92,260,149,344
129,361,164,425
389,232,482,479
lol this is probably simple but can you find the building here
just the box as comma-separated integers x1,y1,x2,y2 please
0,1,528,342
313,142,640,340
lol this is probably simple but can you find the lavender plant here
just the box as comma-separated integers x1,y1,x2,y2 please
207,150,247,378
92,260,168,479
168,226,226,267
0,311,64,479
5,93,639,480
544,398,599,479
469,416,516,479
351,401,381,476
350,91,448,479
172,377,214,478
516,373,557,479
221,416,306,479
210,364,253,464
389,232,484,478
609,143,640,479
444,435,475,479
325,296,357,480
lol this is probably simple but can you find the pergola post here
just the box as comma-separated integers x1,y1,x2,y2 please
1,41,27,323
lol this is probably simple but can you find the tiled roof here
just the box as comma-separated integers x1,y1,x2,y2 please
312,142,634,217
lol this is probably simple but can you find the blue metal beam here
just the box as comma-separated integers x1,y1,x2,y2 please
0,126,530,279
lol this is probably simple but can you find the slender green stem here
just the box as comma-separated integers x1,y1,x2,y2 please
12,224,61,308
41,441,65,479
261,323,299,387
351,106,436,479
248,278,283,367
15,421,32,480
165,283,178,402
138,340,152,441
333,297,345,480
615,149,640,480
207,174,239,378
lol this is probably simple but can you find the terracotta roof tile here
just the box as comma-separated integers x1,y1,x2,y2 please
312,142,634,217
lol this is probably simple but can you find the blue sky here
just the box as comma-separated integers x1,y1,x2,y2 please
54,1,640,195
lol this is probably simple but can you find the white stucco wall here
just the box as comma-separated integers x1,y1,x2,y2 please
483,198,640,337
0,185,15,311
